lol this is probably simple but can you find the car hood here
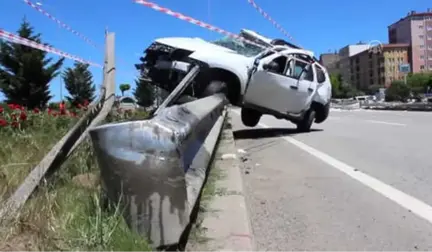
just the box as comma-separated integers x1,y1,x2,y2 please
155,37,236,53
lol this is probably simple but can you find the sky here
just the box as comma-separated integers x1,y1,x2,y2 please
0,0,431,101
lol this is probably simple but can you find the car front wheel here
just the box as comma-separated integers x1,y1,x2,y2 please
241,108,261,127
296,109,315,132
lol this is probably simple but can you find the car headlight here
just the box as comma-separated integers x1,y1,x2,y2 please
146,42,176,53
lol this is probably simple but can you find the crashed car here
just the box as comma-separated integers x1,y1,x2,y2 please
138,29,331,132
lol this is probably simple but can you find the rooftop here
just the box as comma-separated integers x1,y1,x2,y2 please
382,43,409,48
388,9,432,27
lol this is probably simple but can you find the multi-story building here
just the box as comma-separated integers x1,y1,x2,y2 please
319,52,340,74
388,9,432,72
350,44,409,90
338,44,370,85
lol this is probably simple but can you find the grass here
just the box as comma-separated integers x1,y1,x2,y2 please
0,107,80,202
0,106,152,251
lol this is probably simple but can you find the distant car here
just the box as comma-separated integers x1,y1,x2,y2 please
140,29,331,132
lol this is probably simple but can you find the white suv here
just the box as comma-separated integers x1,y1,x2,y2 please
138,29,331,132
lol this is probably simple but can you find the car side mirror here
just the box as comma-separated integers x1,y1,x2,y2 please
263,61,279,72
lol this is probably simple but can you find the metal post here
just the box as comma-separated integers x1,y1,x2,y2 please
60,78,63,101
153,65,200,116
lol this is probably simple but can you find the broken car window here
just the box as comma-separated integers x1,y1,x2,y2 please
211,36,265,57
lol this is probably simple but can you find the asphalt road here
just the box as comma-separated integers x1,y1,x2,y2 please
230,108,432,251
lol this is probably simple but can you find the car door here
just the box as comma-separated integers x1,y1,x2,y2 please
243,53,301,114
286,55,318,113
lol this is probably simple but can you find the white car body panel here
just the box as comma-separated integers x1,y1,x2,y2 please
155,37,235,53
150,30,332,124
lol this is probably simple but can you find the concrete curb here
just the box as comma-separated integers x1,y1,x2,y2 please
189,110,255,251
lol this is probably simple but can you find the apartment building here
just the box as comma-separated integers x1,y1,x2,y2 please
388,9,432,72
350,44,409,89
338,44,370,85
319,53,340,74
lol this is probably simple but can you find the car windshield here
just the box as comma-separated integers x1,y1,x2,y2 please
211,36,265,57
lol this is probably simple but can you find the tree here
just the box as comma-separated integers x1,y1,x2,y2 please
0,18,64,109
367,84,382,95
119,83,131,96
62,62,95,106
133,78,155,107
330,73,342,98
407,72,432,99
385,80,411,102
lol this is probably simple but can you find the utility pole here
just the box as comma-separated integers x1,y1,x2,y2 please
60,78,63,101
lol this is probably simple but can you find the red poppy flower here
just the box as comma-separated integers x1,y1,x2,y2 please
69,111,77,117
48,108,52,114
83,100,89,106
0,107,3,113
33,108,40,114
0,118,7,126
51,112,58,117
19,111,27,121
77,104,82,109
60,109,66,115
11,114,17,121
11,121,19,128
8,104,16,110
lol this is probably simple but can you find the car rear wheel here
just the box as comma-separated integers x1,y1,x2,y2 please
241,108,261,127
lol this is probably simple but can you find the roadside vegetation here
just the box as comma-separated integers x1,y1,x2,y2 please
330,72,432,102
0,18,156,251
0,107,152,251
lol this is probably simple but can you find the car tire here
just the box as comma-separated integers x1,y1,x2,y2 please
202,80,228,97
241,108,261,127
296,109,315,132
314,102,330,124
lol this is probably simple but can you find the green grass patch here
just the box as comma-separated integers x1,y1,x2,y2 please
0,107,152,251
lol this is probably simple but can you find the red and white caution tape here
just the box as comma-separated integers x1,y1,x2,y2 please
22,0,99,49
246,0,298,45
0,29,102,68
134,0,269,50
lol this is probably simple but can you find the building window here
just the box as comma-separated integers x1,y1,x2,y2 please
428,35,432,40
420,55,425,60
429,45,432,50
420,35,424,39
419,25,424,29
428,26,432,31
420,65,425,70
420,44,425,49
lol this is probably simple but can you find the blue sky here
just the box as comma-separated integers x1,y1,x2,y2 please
1,0,430,101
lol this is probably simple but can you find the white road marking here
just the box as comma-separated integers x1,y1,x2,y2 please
365,120,406,126
231,110,432,225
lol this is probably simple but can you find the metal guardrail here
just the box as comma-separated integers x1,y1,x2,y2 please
361,102,432,111
331,101,360,110
0,32,116,220
89,93,228,248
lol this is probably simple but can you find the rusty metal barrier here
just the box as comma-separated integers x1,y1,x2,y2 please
0,32,116,220
89,93,228,248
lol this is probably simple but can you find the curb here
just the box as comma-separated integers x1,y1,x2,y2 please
189,110,255,251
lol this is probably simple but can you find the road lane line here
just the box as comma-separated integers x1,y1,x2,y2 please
231,110,432,225
365,120,406,126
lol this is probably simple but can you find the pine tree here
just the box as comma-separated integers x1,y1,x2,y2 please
0,18,64,109
62,62,96,106
133,78,155,107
